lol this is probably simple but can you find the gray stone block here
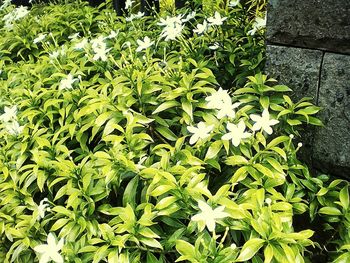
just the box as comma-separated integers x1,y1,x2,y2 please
267,0,350,54
313,53,350,178
264,45,323,165
264,45,323,102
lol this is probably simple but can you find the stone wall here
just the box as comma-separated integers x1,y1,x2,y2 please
264,0,350,178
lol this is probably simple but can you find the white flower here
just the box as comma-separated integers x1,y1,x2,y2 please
193,20,208,35
158,15,184,41
161,23,184,41
74,38,88,50
49,51,60,60
6,121,24,135
182,11,196,23
91,36,106,50
217,101,241,119
68,32,80,40
60,46,66,56
222,120,251,147
0,106,17,122
250,109,279,135
255,16,267,29
187,122,214,145
229,0,240,7
209,42,220,50
59,74,77,90
125,11,144,22
2,6,29,31
122,41,131,48
205,88,232,109
158,15,183,27
136,36,154,52
34,233,64,263
191,200,229,232
298,142,303,148
90,36,110,61
248,16,266,35
37,198,49,220
0,0,11,11
34,34,47,44
92,46,110,61
208,11,227,26
125,0,134,9
107,30,118,39
14,6,30,20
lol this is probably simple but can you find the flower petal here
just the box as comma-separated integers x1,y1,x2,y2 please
232,137,240,147
222,133,232,141
269,119,279,126
198,200,212,213
206,218,216,232
39,254,50,263
250,114,260,122
47,233,56,246
189,134,198,145
187,126,197,133
252,122,261,131
34,244,47,253
264,126,273,135
50,251,64,263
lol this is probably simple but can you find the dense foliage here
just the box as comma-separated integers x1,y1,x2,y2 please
0,0,349,262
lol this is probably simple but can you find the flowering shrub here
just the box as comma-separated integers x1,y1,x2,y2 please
0,0,349,262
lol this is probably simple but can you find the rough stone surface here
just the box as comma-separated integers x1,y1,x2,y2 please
264,45,322,102
312,54,350,178
264,45,323,165
267,0,350,54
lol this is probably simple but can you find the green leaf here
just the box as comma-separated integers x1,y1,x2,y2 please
93,245,109,263
287,119,302,126
155,196,178,210
236,238,265,262
295,106,320,115
260,96,269,109
308,116,323,126
339,186,349,210
263,244,274,263
270,147,287,160
123,176,139,209
231,166,249,183
150,185,174,197
181,99,193,120
225,155,249,166
140,237,163,249
155,126,178,141
283,95,293,106
139,227,160,239
51,218,70,231
273,85,292,92
266,136,289,148
318,207,342,216
36,169,46,192
205,141,223,160
176,240,196,258
153,101,180,114
147,252,160,263
254,163,274,178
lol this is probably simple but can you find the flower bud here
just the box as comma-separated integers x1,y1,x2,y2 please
265,198,272,205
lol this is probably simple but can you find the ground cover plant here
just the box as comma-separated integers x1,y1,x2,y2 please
0,0,349,262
